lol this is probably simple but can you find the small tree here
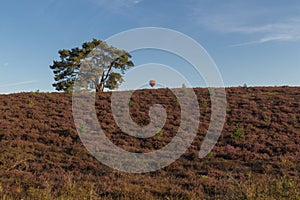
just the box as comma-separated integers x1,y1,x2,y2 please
50,39,134,92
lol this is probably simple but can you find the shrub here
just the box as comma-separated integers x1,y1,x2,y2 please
128,100,134,108
156,129,163,140
231,124,245,140
28,100,35,108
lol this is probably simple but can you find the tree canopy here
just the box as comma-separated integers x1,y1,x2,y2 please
50,39,134,92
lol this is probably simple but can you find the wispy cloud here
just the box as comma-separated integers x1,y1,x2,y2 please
198,16,300,46
189,1,300,47
227,19,300,47
228,36,289,47
0,80,38,88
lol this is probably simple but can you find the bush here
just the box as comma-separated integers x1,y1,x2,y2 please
231,124,245,140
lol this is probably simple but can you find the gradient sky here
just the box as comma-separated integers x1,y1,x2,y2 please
1,0,300,93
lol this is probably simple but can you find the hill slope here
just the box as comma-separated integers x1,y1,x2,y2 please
0,87,299,199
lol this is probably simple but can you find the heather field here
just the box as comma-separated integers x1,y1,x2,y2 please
0,87,299,199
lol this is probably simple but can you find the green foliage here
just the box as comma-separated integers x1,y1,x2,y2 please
232,124,245,140
264,115,272,125
79,122,87,134
128,100,134,108
28,100,35,108
201,175,209,179
50,38,134,92
45,92,51,98
201,102,208,111
104,72,123,90
239,175,300,199
183,89,189,96
290,114,297,124
156,129,163,140
243,83,252,93
207,151,213,157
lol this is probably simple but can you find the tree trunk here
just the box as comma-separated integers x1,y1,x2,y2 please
96,84,104,92
96,65,113,92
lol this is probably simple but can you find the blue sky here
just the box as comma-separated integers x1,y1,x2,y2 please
0,0,300,93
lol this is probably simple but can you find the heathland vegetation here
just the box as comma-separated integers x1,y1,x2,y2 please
0,87,299,199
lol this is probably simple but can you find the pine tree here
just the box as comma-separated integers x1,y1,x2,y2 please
50,39,134,92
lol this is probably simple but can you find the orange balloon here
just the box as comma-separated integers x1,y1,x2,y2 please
149,80,156,87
